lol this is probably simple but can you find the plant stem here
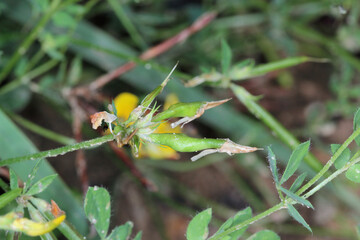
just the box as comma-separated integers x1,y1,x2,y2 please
304,151,360,199
0,0,61,83
0,134,115,167
107,0,147,50
0,59,58,95
296,127,360,196
230,83,323,172
41,211,84,240
7,112,76,145
208,202,286,240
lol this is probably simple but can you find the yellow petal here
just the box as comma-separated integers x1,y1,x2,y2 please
12,215,66,236
163,93,179,110
138,122,181,159
139,142,179,159
114,92,139,121
155,122,182,134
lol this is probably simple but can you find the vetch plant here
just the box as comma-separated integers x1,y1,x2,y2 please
0,64,259,169
0,66,259,238
185,108,360,239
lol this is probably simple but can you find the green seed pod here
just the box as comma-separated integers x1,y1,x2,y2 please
153,99,230,128
0,188,22,210
141,133,260,161
153,102,203,121
142,133,225,152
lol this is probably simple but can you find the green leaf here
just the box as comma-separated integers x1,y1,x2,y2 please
23,159,42,193
331,144,351,169
289,173,307,193
14,57,28,77
353,108,360,146
107,222,133,240
221,40,232,75
52,11,77,28
279,186,313,209
186,208,212,240
31,0,49,12
287,204,312,232
0,85,32,112
280,141,310,184
0,188,22,210
9,168,18,190
133,231,142,240
246,230,280,240
26,174,58,196
65,4,85,15
85,186,111,239
67,56,82,86
345,164,360,183
112,100,118,118
267,147,279,183
0,179,9,192
214,207,252,240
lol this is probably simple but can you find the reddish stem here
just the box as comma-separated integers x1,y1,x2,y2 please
72,11,217,95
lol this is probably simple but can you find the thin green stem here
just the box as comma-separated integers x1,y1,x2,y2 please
42,211,84,240
7,112,76,145
0,134,115,167
0,178,10,192
0,0,98,95
208,202,285,240
296,127,360,196
26,51,46,72
107,0,147,50
0,0,61,83
230,83,323,172
304,151,360,199
0,60,58,95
